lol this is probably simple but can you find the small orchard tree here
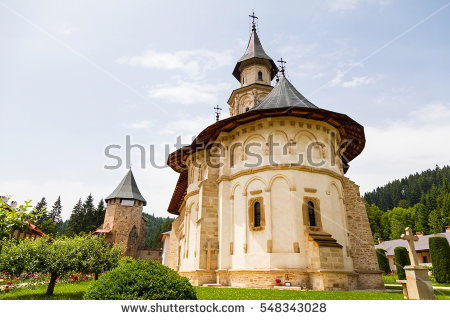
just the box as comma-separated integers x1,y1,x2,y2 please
376,248,391,274
429,236,450,283
75,235,122,280
27,236,80,295
0,196,35,241
394,246,411,280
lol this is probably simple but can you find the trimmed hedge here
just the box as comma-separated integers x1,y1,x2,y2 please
394,247,410,280
376,248,391,274
429,236,450,283
83,259,197,300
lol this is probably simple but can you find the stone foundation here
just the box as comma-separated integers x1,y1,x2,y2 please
179,270,217,286
180,269,366,290
355,270,385,290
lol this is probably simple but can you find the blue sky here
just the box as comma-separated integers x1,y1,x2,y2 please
1,0,449,219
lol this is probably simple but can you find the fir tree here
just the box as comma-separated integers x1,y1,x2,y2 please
50,196,62,224
83,194,96,233
66,199,83,236
94,199,106,229
33,197,48,225
429,209,444,234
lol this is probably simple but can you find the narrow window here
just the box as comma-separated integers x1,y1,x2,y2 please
254,201,261,227
245,107,249,112
423,256,428,263
308,201,316,226
258,71,263,81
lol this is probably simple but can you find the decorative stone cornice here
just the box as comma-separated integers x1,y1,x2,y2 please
217,164,344,185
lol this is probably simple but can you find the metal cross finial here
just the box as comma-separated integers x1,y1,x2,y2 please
249,10,258,30
214,105,222,122
277,57,287,75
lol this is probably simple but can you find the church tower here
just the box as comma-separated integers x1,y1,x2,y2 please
101,169,147,258
228,13,279,116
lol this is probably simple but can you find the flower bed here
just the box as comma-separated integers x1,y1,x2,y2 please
0,270,95,293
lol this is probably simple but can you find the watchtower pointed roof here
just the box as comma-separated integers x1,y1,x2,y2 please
232,25,278,81
105,169,147,206
253,75,318,110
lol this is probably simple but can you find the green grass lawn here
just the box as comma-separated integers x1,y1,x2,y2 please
0,281,91,300
195,286,450,300
383,274,450,287
1,281,450,300
0,281,450,300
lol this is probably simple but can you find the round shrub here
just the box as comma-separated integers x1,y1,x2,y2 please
394,246,410,280
83,260,197,300
429,236,450,283
376,248,391,274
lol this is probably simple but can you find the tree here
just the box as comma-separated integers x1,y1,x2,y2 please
66,199,84,236
0,235,123,295
413,203,429,234
394,247,411,280
0,196,35,241
33,197,48,226
389,208,411,240
94,199,106,230
367,204,383,241
440,193,450,228
375,248,391,274
50,196,62,224
429,209,444,234
75,235,122,280
429,237,450,283
83,194,96,233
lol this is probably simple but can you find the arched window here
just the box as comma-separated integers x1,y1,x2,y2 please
258,71,263,81
307,201,316,226
254,201,261,227
245,107,249,112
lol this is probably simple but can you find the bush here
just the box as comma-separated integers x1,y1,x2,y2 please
118,256,135,265
429,236,450,283
376,248,391,274
394,247,410,280
84,260,197,300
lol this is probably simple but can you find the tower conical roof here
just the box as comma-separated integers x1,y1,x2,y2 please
105,169,147,205
232,28,278,81
253,75,318,110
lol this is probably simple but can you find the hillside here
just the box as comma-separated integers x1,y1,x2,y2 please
363,165,450,211
363,165,450,243
142,213,173,248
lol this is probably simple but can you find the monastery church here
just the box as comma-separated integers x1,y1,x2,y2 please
164,16,384,291
95,15,384,291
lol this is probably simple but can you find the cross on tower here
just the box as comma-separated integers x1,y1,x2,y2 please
277,57,287,76
249,10,258,30
401,227,419,266
214,105,222,122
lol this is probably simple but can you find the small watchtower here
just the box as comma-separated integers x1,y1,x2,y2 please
96,169,147,258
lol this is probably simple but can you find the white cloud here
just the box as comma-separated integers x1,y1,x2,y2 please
347,103,450,194
342,75,382,88
330,70,345,86
117,49,233,78
58,25,75,35
123,120,153,129
148,81,230,105
327,0,391,12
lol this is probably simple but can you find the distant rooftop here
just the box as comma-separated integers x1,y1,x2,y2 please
375,232,450,255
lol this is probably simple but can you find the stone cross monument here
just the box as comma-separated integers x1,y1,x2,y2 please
397,227,435,300
401,227,419,266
